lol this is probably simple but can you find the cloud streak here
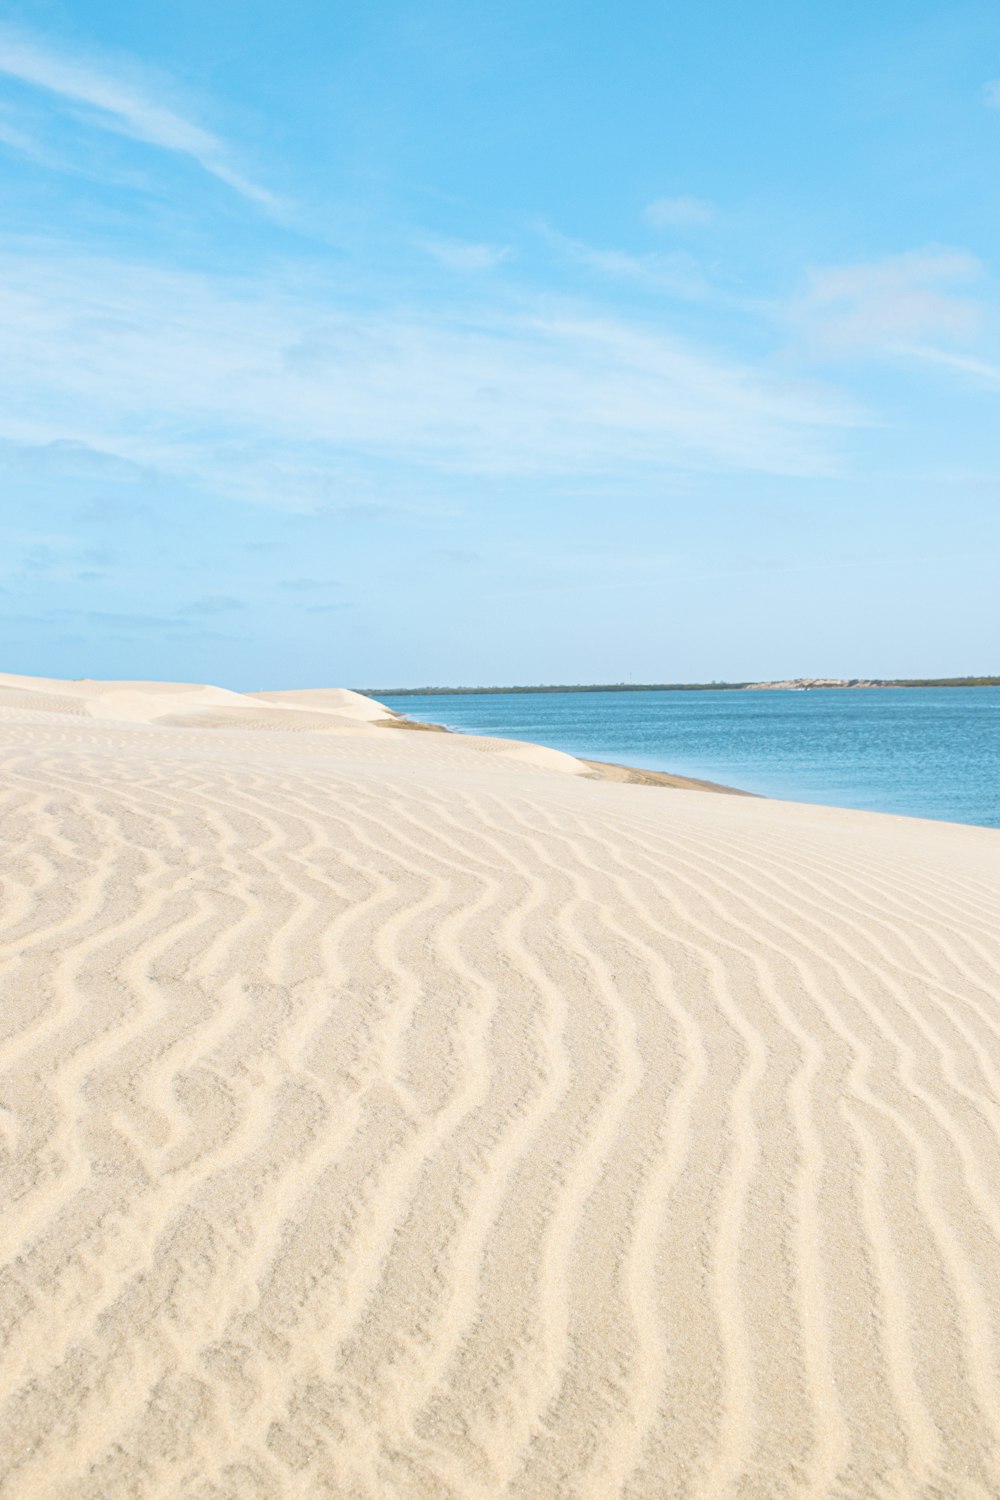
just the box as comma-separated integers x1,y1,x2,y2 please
645,196,715,229
896,345,1000,388
547,228,710,299
421,237,512,271
793,247,985,358
0,26,275,207
0,249,857,501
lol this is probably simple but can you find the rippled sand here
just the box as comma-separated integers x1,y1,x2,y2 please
1,672,999,1499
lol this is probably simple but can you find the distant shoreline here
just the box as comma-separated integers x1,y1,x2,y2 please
365,676,1000,696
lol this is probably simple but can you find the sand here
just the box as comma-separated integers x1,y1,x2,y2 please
1,671,999,1499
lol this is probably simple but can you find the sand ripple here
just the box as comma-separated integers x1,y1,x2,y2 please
1,676,999,1498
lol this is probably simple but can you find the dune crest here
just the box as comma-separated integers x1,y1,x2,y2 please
249,686,393,721
1,672,999,1498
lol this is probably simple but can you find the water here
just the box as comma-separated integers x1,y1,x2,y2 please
378,688,1000,829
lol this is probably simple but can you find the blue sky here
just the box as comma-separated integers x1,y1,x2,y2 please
1,0,998,688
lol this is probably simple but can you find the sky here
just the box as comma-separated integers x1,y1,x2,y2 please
1,0,999,689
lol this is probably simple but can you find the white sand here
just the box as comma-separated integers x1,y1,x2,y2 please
1,672,999,1498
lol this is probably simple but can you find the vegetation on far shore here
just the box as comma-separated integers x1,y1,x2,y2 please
363,677,1000,696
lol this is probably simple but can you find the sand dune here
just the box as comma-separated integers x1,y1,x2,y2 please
248,687,396,722
1,673,999,1499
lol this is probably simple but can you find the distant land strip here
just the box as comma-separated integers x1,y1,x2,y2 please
362,675,1000,696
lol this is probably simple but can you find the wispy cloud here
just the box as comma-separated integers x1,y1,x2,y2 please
645,196,715,229
182,595,246,615
793,247,985,357
0,249,857,497
277,577,339,591
0,113,51,163
0,25,275,207
894,345,1000,388
0,437,147,480
545,228,709,299
86,610,179,630
428,548,481,566
421,237,512,271
984,79,1000,109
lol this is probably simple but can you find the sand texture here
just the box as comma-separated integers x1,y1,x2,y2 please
1,673,999,1499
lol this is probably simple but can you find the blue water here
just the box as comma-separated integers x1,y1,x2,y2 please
379,688,1000,829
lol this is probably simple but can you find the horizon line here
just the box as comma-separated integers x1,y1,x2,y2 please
360,675,1000,696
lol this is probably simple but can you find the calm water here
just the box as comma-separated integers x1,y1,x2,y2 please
379,688,1000,829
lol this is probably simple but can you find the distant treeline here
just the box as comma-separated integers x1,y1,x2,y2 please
897,676,1000,687
363,682,751,695
363,677,1000,696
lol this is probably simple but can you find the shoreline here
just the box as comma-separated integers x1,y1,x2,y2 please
377,709,754,796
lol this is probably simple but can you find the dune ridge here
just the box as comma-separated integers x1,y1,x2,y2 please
1,672,999,1498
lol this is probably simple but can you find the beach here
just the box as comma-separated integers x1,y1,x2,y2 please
1,670,999,1498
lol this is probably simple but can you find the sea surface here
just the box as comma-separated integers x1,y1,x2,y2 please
378,687,1000,829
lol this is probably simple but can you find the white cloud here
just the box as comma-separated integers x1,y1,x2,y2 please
794,247,985,356
984,79,1000,109
895,345,1000,388
0,114,48,160
0,26,275,207
545,228,709,299
0,437,147,479
0,249,857,503
421,237,512,271
645,196,715,229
